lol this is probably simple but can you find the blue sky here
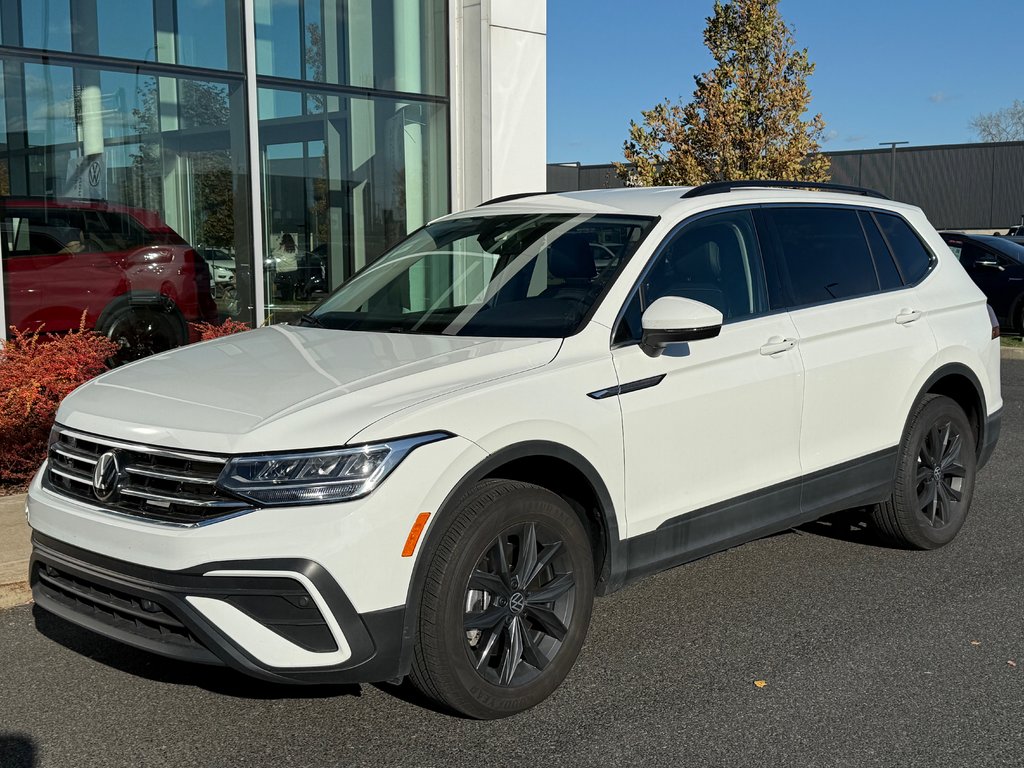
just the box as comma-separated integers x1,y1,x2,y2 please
547,0,1024,164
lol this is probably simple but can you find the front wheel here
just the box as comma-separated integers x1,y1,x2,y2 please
870,394,977,549
98,301,187,365
410,480,595,719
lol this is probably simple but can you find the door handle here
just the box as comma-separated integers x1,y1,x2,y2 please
759,336,796,356
895,309,922,325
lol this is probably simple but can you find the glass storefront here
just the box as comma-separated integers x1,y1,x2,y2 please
0,0,449,356
258,85,448,322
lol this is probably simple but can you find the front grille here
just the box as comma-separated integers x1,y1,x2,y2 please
33,560,207,654
45,426,250,525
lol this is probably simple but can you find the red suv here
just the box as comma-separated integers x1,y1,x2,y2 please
1,198,218,361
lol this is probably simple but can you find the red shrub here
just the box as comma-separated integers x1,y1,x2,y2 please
0,318,118,484
190,318,251,341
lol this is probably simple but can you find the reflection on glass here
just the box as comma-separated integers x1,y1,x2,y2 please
0,59,251,362
175,0,242,71
20,0,72,51
24,64,77,149
258,85,448,324
309,215,656,338
255,0,446,96
96,0,156,62
0,199,217,362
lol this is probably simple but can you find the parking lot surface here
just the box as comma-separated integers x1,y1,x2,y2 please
3,362,1024,768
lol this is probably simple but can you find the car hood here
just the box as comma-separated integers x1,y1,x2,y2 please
58,325,561,453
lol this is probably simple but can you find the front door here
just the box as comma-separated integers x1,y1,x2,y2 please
610,210,805,575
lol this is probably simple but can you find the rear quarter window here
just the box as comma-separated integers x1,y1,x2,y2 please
875,213,933,283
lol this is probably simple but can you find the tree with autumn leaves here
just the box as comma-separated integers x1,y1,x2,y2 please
616,0,829,187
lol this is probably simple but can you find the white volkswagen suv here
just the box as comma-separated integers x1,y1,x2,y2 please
27,181,1002,719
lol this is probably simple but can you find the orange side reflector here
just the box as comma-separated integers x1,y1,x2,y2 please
402,512,431,557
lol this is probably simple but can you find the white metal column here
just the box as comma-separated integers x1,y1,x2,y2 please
242,0,267,326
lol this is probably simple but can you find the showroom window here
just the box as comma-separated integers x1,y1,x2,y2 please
0,1,253,364
0,0,452,356
254,0,446,96
257,85,448,322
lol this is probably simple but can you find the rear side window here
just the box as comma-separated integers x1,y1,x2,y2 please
875,213,932,283
757,207,879,308
859,211,902,291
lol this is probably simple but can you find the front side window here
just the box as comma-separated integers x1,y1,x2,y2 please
758,207,879,308
309,214,655,338
614,210,767,344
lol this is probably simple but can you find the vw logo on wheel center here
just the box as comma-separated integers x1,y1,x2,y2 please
92,451,122,501
508,592,526,615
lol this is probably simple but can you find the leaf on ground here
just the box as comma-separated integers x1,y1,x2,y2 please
1008,660,1017,667
754,680,767,688
970,640,982,646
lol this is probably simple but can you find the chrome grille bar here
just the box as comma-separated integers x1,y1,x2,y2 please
123,466,219,485
50,466,93,485
58,427,229,465
119,487,242,508
53,446,98,465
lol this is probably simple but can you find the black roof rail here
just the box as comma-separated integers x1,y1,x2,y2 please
477,191,549,207
681,180,889,200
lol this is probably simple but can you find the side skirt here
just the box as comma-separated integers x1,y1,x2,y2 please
621,448,897,585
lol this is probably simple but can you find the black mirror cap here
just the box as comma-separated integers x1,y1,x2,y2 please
640,324,722,357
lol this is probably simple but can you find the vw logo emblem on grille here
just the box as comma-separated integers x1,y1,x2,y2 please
509,592,526,614
92,451,122,501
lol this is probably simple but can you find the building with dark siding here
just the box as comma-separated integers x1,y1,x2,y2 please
549,141,1024,232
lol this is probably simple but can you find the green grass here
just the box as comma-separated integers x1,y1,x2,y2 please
1000,335,1024,348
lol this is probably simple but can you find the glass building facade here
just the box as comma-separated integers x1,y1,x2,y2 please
0,0,449,355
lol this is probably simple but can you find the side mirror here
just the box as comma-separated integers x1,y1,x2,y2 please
640,296,724,357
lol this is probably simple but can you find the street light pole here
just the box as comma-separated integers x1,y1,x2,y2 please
879,141,909,198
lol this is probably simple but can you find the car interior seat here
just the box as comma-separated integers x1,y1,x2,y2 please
540,232,597,302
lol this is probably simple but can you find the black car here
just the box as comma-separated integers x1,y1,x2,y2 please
940,231,1024,332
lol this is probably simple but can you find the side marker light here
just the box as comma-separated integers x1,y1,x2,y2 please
402,512,432,557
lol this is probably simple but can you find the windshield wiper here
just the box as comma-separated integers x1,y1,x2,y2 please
298,313,325,328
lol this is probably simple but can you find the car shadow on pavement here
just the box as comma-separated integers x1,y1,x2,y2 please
0,734,36,768
32,606,362,701
797,506,897,548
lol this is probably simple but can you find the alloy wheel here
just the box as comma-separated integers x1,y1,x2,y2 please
915,419,967,528
462,522,576,687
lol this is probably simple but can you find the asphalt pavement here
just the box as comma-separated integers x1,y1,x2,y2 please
3,363,1024,768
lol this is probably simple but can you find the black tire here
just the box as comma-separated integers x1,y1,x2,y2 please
870,395,977,549
410,479,595,719
97,296,187,365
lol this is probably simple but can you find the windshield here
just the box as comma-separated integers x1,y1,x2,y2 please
976,235,1024,262
309,213,655,337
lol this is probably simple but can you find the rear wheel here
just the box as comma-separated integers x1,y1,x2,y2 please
870,394,977,549
410,479,594,719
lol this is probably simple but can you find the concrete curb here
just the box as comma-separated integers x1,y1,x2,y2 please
1000,345,1024,360
0,492,32,610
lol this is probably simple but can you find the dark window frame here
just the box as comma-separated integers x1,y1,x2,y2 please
610,205,774,349
871,210,938,287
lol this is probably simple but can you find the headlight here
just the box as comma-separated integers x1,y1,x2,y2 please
218,432,451,506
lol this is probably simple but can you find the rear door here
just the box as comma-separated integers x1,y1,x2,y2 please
754,205,938,514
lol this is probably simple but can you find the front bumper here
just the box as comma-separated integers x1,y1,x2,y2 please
31,532,405,684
